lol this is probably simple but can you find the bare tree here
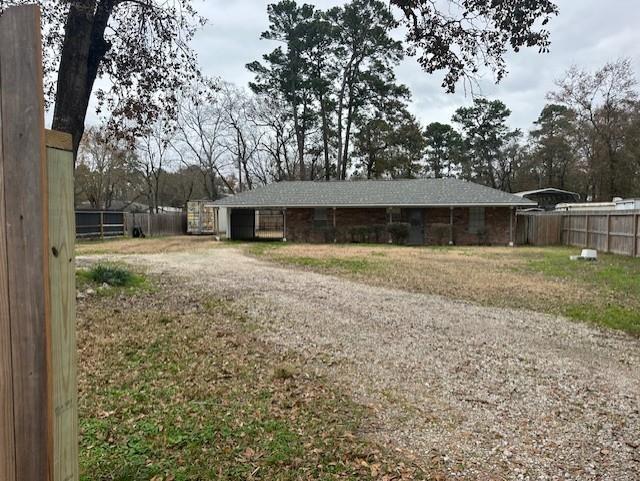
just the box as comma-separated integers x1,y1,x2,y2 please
135,120,175,213
75,127,133,208
550,59,638,200
172,79,235,199
220,83,264,191
251,95,299,181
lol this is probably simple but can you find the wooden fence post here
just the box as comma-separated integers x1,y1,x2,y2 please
0,5,50,480
0,6,78,481
605,214,611,252
585,214,590,248
634,214,638,258
46,130,78,481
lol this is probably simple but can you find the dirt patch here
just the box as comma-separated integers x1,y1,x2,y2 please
81,247,640,481
76,235,224,255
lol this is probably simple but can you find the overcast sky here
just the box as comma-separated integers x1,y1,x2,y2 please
190,0,640,133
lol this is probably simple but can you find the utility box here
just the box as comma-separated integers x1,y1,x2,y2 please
187,200,218,235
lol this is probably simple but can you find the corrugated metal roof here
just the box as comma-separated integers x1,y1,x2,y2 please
214,178,536,208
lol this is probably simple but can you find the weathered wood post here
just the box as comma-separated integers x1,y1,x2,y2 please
46,130,78,481
634,213,638,258
0,5,78,481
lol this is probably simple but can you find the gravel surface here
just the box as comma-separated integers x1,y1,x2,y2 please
80,248,640,480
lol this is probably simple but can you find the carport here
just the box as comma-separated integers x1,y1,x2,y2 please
228,208,285,240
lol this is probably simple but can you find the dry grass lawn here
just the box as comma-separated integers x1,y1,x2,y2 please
77,268,427,480
76,237,640,335
76,235,223,255
249,243,640,335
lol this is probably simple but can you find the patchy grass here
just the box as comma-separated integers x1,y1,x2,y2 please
76,235,225,256
519,249,640,334
77,269,426,480
76,263,149,296
81,264,142,287
249,243,640,336
280,255,378,274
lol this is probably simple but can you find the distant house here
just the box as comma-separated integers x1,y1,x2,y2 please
514,188,580,211
555,197,640,212
213,178,535,245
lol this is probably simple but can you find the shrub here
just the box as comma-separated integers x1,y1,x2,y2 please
387,222,410,245
349,225,370,243
86,264,138,287
371,224,387,243
323,227,338,243
431,223,452,245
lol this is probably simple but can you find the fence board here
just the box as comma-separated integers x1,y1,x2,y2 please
519,210,640,257
0,34,16,481
47,143,78,481
124,212,187,237
0,5,50,480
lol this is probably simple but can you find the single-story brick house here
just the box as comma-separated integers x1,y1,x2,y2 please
213,178,536,245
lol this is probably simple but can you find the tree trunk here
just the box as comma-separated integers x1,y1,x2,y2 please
52,1,113,160
341,96,355,180
319,91,331,180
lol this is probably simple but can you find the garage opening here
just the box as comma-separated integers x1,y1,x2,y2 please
230,208,284,240
255,209,285,240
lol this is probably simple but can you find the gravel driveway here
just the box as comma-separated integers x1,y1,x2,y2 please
82,247,640,480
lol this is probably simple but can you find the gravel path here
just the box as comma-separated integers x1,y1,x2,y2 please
81,248,640,480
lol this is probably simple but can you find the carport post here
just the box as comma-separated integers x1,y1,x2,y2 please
509,207,514,247
282,208,287,242
333,207,337,243
449,207,454,245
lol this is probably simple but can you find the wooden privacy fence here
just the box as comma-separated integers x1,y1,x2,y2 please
0,6,78,481
516,212,564,246
517,211,640,257
76,210,125,238
124,212,187,236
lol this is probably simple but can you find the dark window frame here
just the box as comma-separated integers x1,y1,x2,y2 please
468,206,485,234
313,208,329,230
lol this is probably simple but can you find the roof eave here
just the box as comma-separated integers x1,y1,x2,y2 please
215,202,536,209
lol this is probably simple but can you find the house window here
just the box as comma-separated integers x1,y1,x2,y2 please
388,207,402,223
468,207,485,234
313,208,329,230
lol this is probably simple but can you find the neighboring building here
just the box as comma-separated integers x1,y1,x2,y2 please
187,200,227,236
515,188,580,211
213,178,535,245
556,197,640,212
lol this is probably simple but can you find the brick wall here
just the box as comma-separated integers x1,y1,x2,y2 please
285,208,388,243
424,207,514,245
285,206,514,245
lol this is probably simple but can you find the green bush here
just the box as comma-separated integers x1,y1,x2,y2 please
431,223,452,245
348,226,370,243
85,264,138,287
387,222,410,245
371,224,387,243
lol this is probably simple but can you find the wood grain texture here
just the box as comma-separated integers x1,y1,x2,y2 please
48,145,78,481
0,37,17,481
45,129,73,152
0,5,51,481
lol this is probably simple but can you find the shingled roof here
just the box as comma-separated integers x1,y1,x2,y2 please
214,178,536,208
